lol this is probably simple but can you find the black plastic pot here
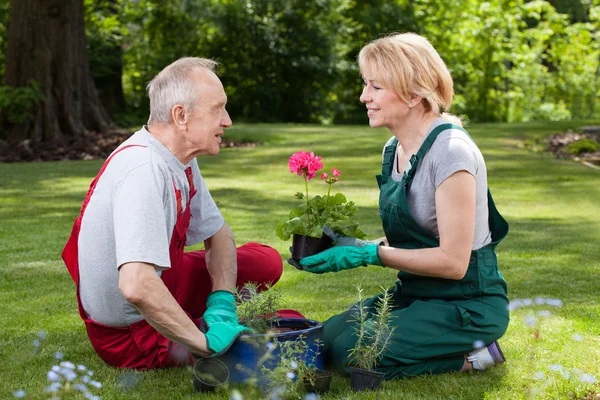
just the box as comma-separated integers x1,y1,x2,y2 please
193,358,229,392
349,367,385,391
303,369,333,394
291,234,333,263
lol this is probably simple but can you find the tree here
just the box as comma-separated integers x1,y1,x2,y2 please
3,0,112,142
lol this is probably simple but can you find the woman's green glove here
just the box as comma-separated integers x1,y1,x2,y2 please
201,291,253,356
300,243,383,274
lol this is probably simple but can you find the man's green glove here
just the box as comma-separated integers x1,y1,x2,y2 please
201,291,253,356
299,227,384,274
202,290,239,325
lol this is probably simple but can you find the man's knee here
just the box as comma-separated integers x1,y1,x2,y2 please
238,243,283,287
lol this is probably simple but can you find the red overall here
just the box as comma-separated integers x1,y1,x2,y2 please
62,145,293,369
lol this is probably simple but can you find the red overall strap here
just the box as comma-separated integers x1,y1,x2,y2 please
62,145,146,319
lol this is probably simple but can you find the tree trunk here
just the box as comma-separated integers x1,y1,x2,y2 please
3,0,113,143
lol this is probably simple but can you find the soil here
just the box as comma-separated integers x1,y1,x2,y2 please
0,128,258,163
544,126,600,166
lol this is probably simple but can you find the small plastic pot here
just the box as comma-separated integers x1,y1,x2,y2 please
303,369,333,394
349,367,385,392
291,234,333,263
193,358,229,392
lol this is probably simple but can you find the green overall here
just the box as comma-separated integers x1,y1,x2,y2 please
322,124,510,379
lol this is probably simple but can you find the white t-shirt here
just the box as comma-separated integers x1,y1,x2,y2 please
78,127,224,326
383,118,492,250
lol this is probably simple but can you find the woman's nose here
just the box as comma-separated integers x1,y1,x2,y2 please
360,87,371,103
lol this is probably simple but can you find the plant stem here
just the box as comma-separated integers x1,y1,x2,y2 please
305,175,311,227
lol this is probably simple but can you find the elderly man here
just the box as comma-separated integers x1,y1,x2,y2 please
62,57,283,369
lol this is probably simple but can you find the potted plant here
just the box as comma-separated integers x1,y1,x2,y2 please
276,151,366,262
348,285,396,392
213,283,325,386
262,337,333,398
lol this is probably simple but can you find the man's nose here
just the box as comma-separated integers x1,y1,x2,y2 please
222,111,232,128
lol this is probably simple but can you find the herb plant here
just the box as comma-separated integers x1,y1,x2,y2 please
348,285,396,372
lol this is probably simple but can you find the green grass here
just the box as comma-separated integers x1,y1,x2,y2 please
1,120,599,399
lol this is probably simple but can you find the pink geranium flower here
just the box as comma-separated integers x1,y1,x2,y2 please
332,168,341,177
320,173,328,180
288,151,323,181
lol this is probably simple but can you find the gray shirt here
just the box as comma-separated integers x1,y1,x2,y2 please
78,127,224,326
384,118,492,250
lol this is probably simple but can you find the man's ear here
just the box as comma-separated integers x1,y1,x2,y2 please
171,104,188,128
408,94,423,109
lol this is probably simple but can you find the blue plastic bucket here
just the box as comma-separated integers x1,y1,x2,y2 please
215,318,324,384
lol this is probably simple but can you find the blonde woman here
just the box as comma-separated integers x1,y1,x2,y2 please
299,33,510,378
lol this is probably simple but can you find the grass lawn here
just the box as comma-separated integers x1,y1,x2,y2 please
1,120,599,399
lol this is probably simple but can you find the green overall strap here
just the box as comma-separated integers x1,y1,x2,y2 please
381,138,398,177
405,123,467,188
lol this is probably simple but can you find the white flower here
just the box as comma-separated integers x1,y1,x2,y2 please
32,339,41,347
525,315,536,327
61,369,77,382
13,389,25,398
546,299,563,307
60,361,76,369
572,334,583,341
74,383,88,392
580,374,597,384
77,365,87,371
47,371,61,382
303,394,319,400
286,372,296,380
534,371,545,380
90,380,103,389
290,361,298,369
54,352,64,359
230,389,244,400
472,340,485,349
536,310,551,317
522,299,533,306
51,365,60,372
266,342,275,350
82,375,91,383
562,371,571,379
549,364,564,372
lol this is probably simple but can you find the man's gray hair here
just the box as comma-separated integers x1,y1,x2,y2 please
147,57,218,124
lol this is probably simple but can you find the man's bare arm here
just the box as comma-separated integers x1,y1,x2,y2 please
204,223,237,292
118,262,211,357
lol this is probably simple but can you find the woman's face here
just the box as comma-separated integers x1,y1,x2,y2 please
359,74,410,131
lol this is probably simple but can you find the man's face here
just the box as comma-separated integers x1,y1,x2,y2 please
184,71,232,156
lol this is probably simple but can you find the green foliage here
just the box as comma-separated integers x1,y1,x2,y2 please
348,285,396,372
0,81,45,127
235,283,284,334
0,0,8,80
566,138,599,155
276,193,366,240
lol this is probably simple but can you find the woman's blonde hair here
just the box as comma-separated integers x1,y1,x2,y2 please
358,33,460,124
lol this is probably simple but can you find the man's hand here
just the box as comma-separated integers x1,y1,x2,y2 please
201,291,252,356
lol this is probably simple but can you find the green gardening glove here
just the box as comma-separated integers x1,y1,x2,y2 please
202,290,239,326
300,227,384,274
300,244,382,273
201,291,253,356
